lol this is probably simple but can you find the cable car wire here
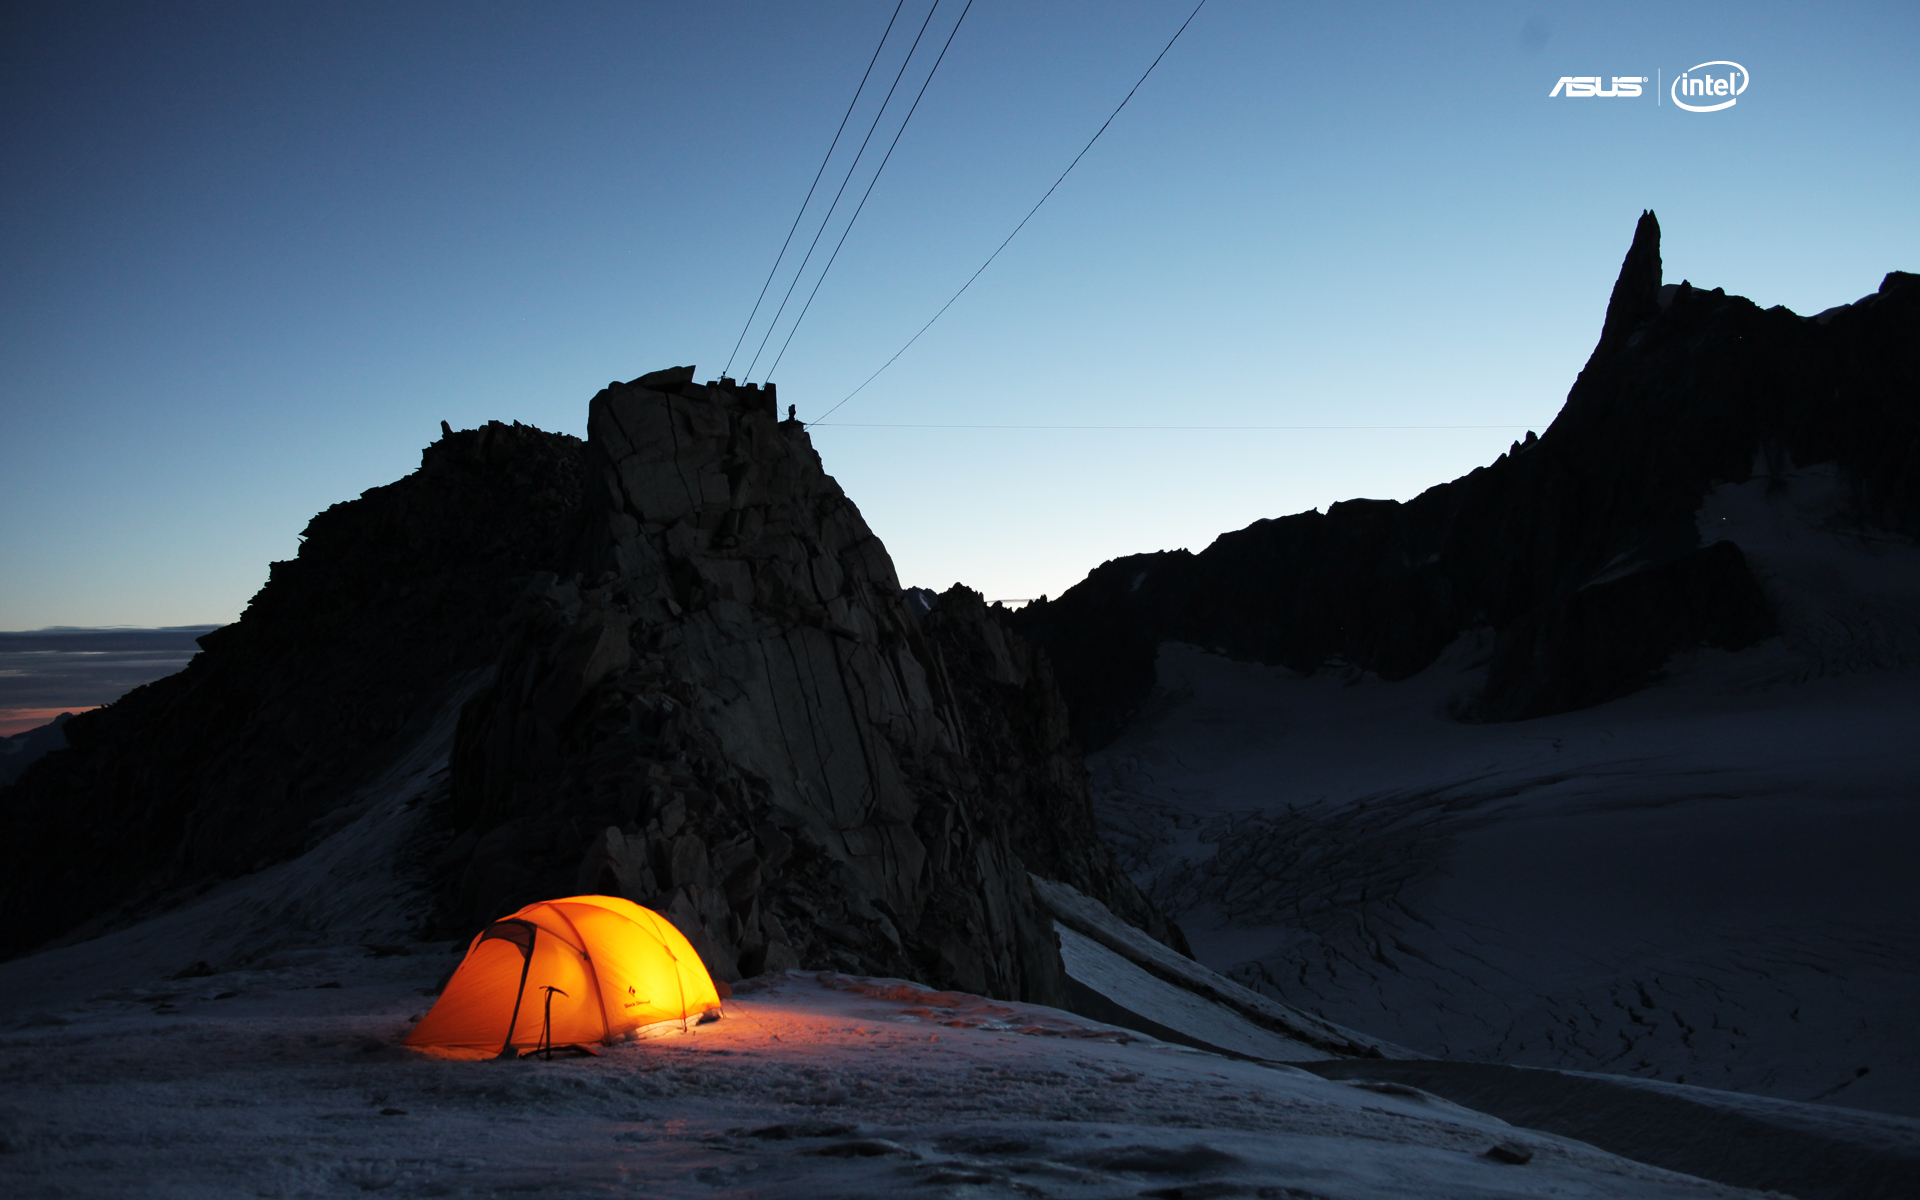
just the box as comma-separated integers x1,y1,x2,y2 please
762,0,975,382
808,422,1536,431
810,0,1209,422
723,0,909,380
742,0,948,383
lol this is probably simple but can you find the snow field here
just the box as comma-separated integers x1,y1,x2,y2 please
1089,467,1920,1115
0,957,1766,1199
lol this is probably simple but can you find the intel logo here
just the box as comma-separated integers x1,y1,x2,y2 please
1671,61,1749,112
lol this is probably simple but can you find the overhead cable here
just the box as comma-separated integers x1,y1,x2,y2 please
723,0,909,379
811,0,1209,422
742,0,947,383
808,422,1537,431
762,0,976,382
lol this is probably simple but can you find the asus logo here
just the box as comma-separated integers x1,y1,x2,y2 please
1550,76,1646,98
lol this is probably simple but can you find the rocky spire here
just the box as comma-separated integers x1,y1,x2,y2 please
1018,221,1920,743
1586,209,1664,368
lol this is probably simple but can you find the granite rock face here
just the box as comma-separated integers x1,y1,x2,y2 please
914,589,1187,956
1015,213,1918,746
437,375,1179,1001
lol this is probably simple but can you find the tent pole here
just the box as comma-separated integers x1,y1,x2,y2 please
495,928,536,1061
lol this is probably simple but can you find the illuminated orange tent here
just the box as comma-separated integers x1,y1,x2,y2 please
405,895,721,1058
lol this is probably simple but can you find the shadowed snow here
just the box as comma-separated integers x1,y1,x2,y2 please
1090,466,1920,1116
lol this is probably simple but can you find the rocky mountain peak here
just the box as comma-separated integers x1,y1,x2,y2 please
444,369,1177,1000
1,371,1178,998
1015,215,1918,746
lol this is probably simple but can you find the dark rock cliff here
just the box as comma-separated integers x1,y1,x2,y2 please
914,588,1185,955
1014,213,1919,747
434,368,1180,1003
0,372,1179,1003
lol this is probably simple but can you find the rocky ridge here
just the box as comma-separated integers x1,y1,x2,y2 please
0,421,587,957
1014,212,1919,746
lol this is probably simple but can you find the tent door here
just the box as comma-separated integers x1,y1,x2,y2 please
477,919,538,1061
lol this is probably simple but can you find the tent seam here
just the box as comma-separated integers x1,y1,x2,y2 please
548,903,614,1045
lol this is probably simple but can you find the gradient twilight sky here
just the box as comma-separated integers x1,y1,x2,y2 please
3,1,1916,629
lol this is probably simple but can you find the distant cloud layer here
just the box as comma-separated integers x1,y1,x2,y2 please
0,626,219,735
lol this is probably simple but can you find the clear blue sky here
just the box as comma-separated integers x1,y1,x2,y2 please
3,1,1915,628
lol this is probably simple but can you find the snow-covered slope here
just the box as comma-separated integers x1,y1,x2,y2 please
4,453,1914,1194
0,675,473,1012
1054,920,1330,1061
1032,873,1408,1061
0,601,1911,1195
1302,1058,1920,1200
0,955,1777,1200
1091,467,1920,1117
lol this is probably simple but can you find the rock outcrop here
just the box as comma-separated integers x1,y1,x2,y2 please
0,370,1179,1005
1015,213,1918,746
0,421,587,957
435,369,1179,1001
